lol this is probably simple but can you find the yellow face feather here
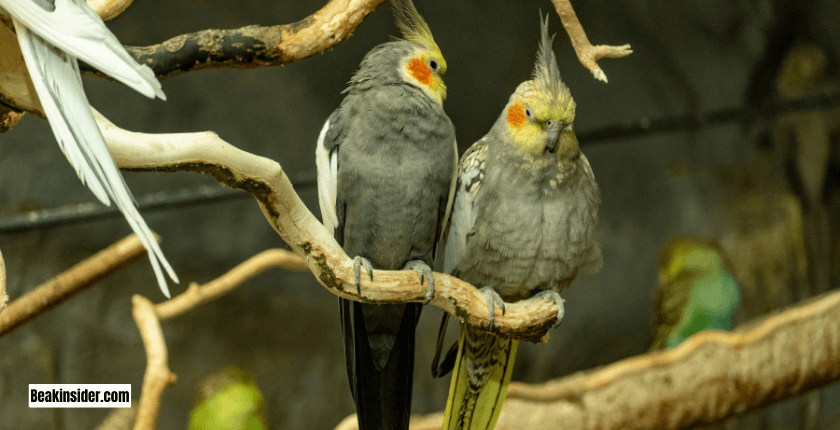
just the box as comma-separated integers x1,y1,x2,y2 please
503,14,578,159
392,0,447,105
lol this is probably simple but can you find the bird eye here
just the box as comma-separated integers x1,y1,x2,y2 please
428,59,439,72
525,107,535,121
546,119,555,128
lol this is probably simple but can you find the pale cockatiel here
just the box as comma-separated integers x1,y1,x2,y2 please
315,0,457,428
0,0,177,297
434,16,602,430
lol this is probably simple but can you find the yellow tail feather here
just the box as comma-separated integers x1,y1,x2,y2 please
442,324,518,430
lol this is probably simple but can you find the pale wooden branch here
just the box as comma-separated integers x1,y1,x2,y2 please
342,288,840,430
94,108,559,342
86,0,135,21
552,0,632,83
0,233,150,337
0,246,6,317
155,248,307,320
94,403,137,430
131,295,176,430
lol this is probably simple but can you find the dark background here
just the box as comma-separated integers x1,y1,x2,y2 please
1,0,839,428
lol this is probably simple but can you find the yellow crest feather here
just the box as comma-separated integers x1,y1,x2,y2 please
391,0,440,52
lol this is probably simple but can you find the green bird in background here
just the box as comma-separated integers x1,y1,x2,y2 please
650,238,741,351
433,15,602,430
189,367,267,430
315,0,457,428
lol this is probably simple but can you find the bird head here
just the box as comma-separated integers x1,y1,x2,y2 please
392,0,447,105
502,15,577,161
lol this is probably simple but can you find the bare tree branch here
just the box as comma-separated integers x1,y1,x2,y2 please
0,246,6,317
0,233,150,337
131,295,176,430
335,289,840,430
80,0,388,80
94,404,137,430
552,0,632,83
94,108,560,342
126,248,321,428
155,249,308,320
86,0,136,21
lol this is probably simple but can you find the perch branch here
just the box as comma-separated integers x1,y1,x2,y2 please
551,0,632,83
340,288,840,430
86,0,135,21
155,248,308,320
131,295,176,430
0,233,150,337
94,403,137,430
81,0,388,79
0,247,6,316
94,108,559,342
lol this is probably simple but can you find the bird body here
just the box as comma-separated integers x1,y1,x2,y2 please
437,16,601,430
1,0,176,297
316,1,456,428
650,238,740,351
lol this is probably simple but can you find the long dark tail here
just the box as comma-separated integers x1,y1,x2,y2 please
341,298,420,430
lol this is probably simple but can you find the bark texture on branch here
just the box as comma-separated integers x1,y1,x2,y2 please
94,109,561,342
335,288,840,430
82,0,387,80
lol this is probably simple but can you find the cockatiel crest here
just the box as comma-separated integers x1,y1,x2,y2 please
391,0,447,105
504,16,578,159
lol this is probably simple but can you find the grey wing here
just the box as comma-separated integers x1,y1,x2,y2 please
316,109,344,236
433,137,459,269
443,138,488,275
13,21,177,297
2,0,164,99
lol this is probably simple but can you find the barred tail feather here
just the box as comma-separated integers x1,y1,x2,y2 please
443,324,517,430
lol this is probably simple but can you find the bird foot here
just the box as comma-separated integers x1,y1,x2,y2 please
536,290,565,328
480,286,506,331
353,256,374,295
403,260,435,304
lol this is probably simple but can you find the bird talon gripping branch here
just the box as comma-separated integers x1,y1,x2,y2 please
352,256,374,296
404,260,435,305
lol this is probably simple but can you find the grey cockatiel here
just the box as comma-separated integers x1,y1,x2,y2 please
0,0,177,297
315,0,457,428
433,16,602,430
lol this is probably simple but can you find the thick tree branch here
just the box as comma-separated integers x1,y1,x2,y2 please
336,289,840,430
0,233,150,337
94,109,560,342
82,0,387,79
552,0,632,83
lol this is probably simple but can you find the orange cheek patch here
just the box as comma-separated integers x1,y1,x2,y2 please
408,58,434,89
507,102,526,129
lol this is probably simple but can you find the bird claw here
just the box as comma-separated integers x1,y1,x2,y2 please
353,256,374,296
536,290,565,329
404,260,435,304
480,286,506,331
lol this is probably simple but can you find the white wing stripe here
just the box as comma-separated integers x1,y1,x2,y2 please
316,118,338,236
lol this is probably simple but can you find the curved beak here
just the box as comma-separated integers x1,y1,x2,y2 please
545,124,562,153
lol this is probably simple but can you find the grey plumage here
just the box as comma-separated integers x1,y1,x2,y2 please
316,5,456,428
437,15,601,430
